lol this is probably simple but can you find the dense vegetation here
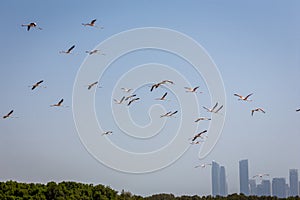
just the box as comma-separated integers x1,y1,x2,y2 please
0,181,299,200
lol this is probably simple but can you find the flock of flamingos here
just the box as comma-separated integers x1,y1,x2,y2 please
2,20,300,170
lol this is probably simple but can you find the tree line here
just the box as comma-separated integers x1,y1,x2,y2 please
0,181,299,200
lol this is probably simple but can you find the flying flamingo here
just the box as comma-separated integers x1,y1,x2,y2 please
127,98,140,106
155,92,168,101
87,81,99,90
85,49,105,55
50,99,64,107
194,163,212,168
125,94,137,101
160,111,171,118
234,93,253,101
3,110,14,119
190,130,208,142
251,108,265,116
82,19,103,29
160,80,174,85
21,22,42,31
150,80,174,91
184,86,201,93
195,117,211,122
31,80,44,90
160,111,178,118
253,173,269,178
59,45,75,54
150,83,160,91
102,131,113,136
114,96,125,104
203,102,223,113
121,88,132,93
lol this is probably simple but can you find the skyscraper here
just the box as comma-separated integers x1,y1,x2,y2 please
289,169,299,196
261,180,271,196
255,180,270,196
239,159,249,195
249,179,257,195
211,161,220,196
219,166,228,196
272,178,287,198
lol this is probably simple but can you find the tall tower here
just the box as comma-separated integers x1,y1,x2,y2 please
211,161,220,196
261,180,271,196
219,166,228,196
272,178,287,198
239,159,249,195
249,179,257,195
289,169,299,196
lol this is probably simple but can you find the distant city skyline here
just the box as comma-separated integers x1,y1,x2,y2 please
210,159,299,197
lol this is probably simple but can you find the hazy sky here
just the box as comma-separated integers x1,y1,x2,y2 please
0,0,299,197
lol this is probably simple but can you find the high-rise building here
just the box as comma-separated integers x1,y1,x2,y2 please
289,169,299,196
211,161,220,196
249,179,257,195
261,180,271,196
256,183,264,196
256,180,270,196
286,183,290,197
239,159,249,195
272,178,287,198
219,166,228,196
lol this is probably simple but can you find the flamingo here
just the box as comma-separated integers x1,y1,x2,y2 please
50,99,64,107
150,80,174,91
87,81,99,90
184,86,201,93
160,80,174,85
195,117,211,122
203,102,223,113
102,131,113,136
253,173,269,178
160,111,171,118
21,22,42,31
195,163,212,168
59,45,75,54
121,88,132,93
168,111,178,117
190,130,208,142
125,94,137,101
114,96,125,104
3,110,13,119
234,93,253,101
150,83,160,92
31,80,44,90
82,19,103,29
251,108,265,116
155,92,168,101
127,98,140,106
160,111,178,118
85,49,105,55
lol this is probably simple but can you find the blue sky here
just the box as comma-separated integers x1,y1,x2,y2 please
0,0,299,196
